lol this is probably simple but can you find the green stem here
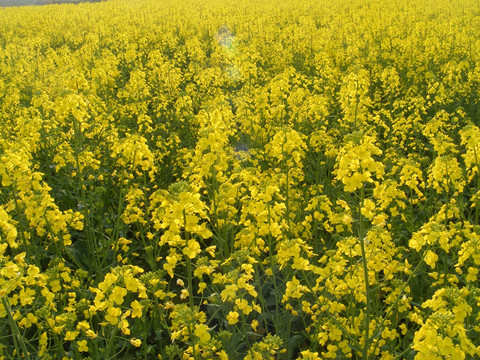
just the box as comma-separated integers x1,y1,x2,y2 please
300,268,363,352
187,256,197,360
369,247,429,356
186,257,195,316
252,263,271,335
267,203,281,333
472,145,480,224
75,158,96,273
285,168,290,230
353,80,360,130
184,210,198,360
2,297,31,360
210,165,219,231
104,325,118,360
11,185,36,266
358,186,371,360
111,186,126,268
444,161,450,281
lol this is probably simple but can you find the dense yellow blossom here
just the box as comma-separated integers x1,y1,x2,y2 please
1,0,480,359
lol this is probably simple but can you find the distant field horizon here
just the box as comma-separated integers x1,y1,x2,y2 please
1,0,36,6
0,0,103,6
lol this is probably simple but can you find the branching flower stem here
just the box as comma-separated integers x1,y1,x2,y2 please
358,186,371,360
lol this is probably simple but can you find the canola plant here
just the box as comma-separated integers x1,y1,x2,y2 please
1,0,480,358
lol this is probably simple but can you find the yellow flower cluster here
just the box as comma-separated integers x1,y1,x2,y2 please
1,0,480,359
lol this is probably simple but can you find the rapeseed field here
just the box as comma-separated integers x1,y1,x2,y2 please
1,0,480,358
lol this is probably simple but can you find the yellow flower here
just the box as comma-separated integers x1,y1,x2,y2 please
235,298,253,315
206,246,216,257
198,282,207,294
217,350,229,360
109,286,128,305
425,250,439,269
180,289,189,299
64,331,79,341
130,338,142,347
76,321,90,331
85,330,97,339
26,312,37,324
227,311,239,325
105,307,122,325
38,332,48,356
39,332,48,346
77,340,88,352
334,134,384,193
361,198,376,220
428,155,465,195
183,240,201,259
119,319,131,336
125,276,139,292
49,280,61,293
282,276,310,301
131,300,143,318
221,284,238,301
466,267,478,282
194,324,211,343
299,350,322,360
18,288,35,306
